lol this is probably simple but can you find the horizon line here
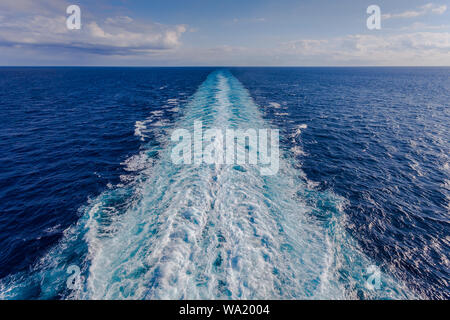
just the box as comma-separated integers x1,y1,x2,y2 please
1,65,450,68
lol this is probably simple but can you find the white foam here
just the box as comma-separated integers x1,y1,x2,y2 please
291,145,306,156
292,124,307,138
80,71,413,300
151,110,164,116
268,102,281,108
0,70,414,300
134,120,149,141
121,153,152,172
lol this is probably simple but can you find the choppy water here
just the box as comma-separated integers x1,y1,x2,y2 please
0,67,448,299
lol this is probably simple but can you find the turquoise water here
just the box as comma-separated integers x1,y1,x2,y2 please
1,67,449,299
1,70,417,299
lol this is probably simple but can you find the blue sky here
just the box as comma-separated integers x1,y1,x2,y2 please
0,0,449,65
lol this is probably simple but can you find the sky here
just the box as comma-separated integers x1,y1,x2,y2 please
0,0,449,66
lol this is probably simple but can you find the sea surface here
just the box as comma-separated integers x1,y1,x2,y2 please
0,67,448,299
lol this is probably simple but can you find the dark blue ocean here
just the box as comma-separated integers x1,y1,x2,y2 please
0,67,448,299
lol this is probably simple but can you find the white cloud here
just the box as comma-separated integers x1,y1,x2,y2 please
399,22,450,31
279,32,450,65
231,17,266,24
383,3,447,20
429,4,448,14
105,16,134,25
0,0,187,55
139,31,449,67
0,0,448,66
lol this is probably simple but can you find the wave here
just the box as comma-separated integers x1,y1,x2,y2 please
0,70,413,300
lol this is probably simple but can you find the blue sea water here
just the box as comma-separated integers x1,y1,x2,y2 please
0,67,448,299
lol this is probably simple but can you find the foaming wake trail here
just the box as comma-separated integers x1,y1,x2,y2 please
0,70,414,300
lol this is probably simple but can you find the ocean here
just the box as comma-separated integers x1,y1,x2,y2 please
0,67,448,299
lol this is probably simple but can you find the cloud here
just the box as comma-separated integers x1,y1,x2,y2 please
105,16,134,25
0,0,65,15
0,0,187,56
0,0,448,66
279,32,450,65
382,3,447,20
138,31,450,66
231,17,266,24
399,22,450,31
